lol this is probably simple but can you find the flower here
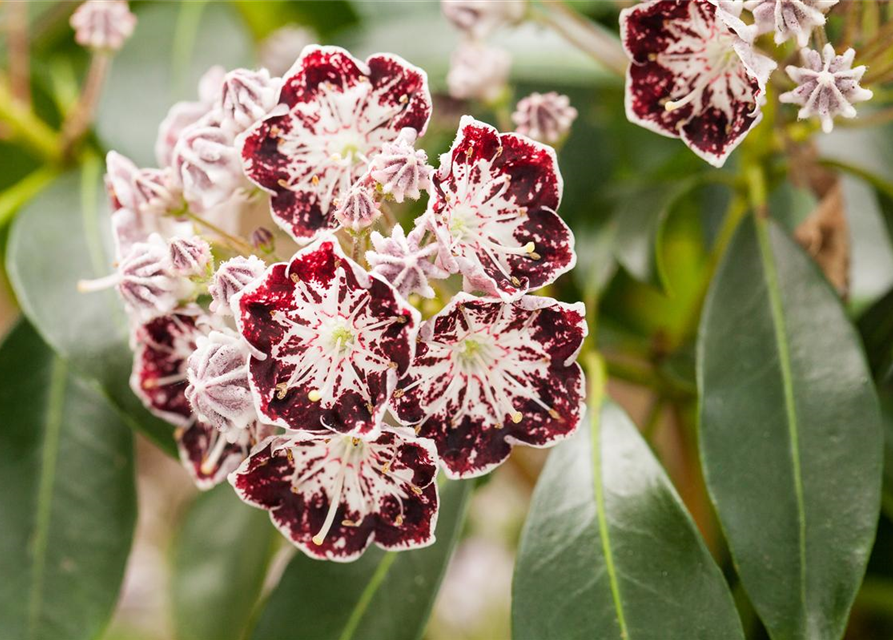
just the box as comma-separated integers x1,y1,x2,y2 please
620,0,776,167
744,0,838,47
426,116,575,301
209,255,267,316
234,237,420,436
70,0,136,51
129,313,205,427
333,183,381,232
441,0,527,39
259,25,317,76
780,44,873,133
185,330,259,442
172,122,246,212
218,68,282,136
240,46,432,243
369,129,433,203
512,92,578,144
177,420,256,490
392,294,586,478
168,236,212,277
230,428,439,561
447,41,511,103
156,66,225,167
366,222,448,299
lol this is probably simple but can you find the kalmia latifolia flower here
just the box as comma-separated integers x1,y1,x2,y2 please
234,237,419,436
369,129,433,203
169,236,212,277
620,0,776,167
240,46,432,243
780,44,873,133
209,255,267,316
218,68,281,136
512,92,578,144
427,116,575,300
70,0,136,51
156,66,225,168
173,123,246,212
744,0,838,47
185,330,259,441
393,294,586,478
441,0,526,39
447,41,511,103
178,421,257,490
366,223,448,299
230,428,438,561
334,183,381,232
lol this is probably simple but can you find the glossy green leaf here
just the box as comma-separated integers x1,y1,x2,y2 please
512,399,743,640
96,2,252,166
0,321,136,640
250,479,472,640
171,484,277,640
6,160,177,454
698,215,882,640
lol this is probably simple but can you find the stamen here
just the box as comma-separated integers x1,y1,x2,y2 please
308,389,322,402
313,466,346,546
77,272,120,293
200,432,228,475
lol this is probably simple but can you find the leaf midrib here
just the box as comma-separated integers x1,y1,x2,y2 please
27,356,68,638
755,217,808,615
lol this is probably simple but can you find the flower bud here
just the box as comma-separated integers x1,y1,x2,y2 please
209,255,267,316
218,68,281,136
447,41,510,103
171,122,244,212
70,0,137,52
369,132,433,203
334,185,381,232
512,92,578,144
251,227,276,253
441,0,526,39
169,237,213,277
155,66,225,167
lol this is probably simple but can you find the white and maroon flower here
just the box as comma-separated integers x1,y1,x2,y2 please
169,236,212,277
178,420,273,491
234,237,420,436
185,330,258,442
447,41,511,104
620,0,776,167
780,44,873,133
392,294,586,478
427,116,574,301
172,122,246,212
512,92,578,144
366,222,448,299
441,0,527,38
334,183,381,232
368,129,433,203
744,0,838,47
218,68,282,137
156,66,226,168
70,0,136,52
209,255,267,316
230,428,439,561
240,46,432,243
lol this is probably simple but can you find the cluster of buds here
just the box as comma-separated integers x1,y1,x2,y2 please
620,0,872,166
85,44,586,562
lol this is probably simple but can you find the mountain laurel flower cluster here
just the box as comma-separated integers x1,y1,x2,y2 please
620,0,867,166
82,44,585,562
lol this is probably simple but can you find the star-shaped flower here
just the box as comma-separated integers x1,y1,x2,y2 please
368,129,433,203
426,116,575,301
512,92,578,144
366,222,448,299
780,44,873,133
392,294,586,478
240,46,432,244
744,0,838,47
234,237,420,436
620,0,776,167
209,255,268,316
230,428,439,561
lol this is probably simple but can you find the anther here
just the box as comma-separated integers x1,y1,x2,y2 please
308,389,323,402
275,382,289,399
290,273,299,283
511,412,523,424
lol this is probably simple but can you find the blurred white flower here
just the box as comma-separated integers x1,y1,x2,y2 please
70,0,136,51
512,92,578,144
447,40,511,103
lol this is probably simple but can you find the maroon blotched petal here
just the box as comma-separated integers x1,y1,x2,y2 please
429,117,574,301
240,46,432,243
177,420,251,490
229,429,438,562
392,294,586,478
235,237,419,436
130,314,204,427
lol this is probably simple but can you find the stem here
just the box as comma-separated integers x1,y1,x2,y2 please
842,0,861,49
7,0,30,106
531,1,627,77
642,396,665,441
182,210,256,255
0,79,60,162
60,51,111,156
0,165,59,229
745,164,768,219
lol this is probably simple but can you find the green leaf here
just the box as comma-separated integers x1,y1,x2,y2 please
512,399,743,640
698,215,883,640
234,0,359,39
96,2,252,166
6,159,177,454
0,321,136,640
250,479,472,640
171,484,277,640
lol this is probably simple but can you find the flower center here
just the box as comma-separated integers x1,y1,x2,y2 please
817,70,836,86
449,203,477,239
328,130,369,164
327,323,355,351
